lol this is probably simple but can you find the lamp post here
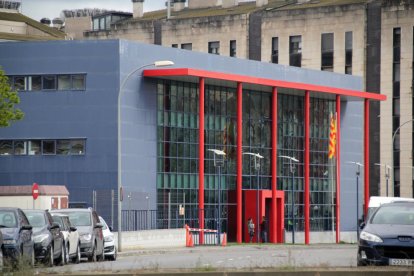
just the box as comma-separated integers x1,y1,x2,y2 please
280,155,299,244
391,119,414,196
374,163,391,197
145,195,150,229
207,149,226,245
347,161,363,239
243,152,264,243
117,60,174,252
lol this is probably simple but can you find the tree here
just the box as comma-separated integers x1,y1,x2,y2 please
0,67,24,127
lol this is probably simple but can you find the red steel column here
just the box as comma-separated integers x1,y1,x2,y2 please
198,77,205,244
336,95,341,243
271,87,278,243
304,91,310,245
237,82,243,243
364,99,370,217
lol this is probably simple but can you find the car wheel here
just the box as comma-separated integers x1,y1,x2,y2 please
87,243,97,262
357,253,366,267
47,245,54,267
112,247,117,261
73,244,81,264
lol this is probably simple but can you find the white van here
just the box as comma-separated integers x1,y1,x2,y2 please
367,196,414,220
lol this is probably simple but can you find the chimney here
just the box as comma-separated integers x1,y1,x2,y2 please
222,0,238,8
132,0,144,18
173,0,186,12
188,0,220,9
256,0,268,7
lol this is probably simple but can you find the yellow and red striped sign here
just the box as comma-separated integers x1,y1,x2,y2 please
328,113,337,159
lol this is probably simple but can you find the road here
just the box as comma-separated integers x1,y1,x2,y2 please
44,244,360,273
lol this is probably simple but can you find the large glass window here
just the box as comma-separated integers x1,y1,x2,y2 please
289,36,302,67
393,27,401,197
321,33,334,72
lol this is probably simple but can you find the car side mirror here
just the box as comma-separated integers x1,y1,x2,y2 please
359,221,366,230
50,222,60,230
95,223,103,229
20,224,32,231
70,226,77,232
109,226,113,232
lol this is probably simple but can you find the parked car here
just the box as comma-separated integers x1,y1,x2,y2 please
23,209,64,266
358,201,414,266
0,208,34,267
50,213,81,264
56,208,104,262
366,196,414,221
99,216,117,261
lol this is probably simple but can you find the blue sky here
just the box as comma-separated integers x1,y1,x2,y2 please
21,0,166,20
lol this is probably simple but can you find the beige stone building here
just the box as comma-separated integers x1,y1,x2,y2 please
80,0,414,199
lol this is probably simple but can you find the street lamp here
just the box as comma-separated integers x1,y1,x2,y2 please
145,195,150,229
347,161,363,239
117,60,174,252
243,152,264,243
280,155,299,244
208,149,226,245
391,119,414,196
374,163,391,197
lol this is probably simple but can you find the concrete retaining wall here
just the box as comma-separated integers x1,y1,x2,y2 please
114,229,186,250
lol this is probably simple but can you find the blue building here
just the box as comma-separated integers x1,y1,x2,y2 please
0,40,384,243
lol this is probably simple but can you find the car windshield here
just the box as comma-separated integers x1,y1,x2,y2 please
25,211,46,227
0,210,17,228
371,204,414,225
65,212,91,227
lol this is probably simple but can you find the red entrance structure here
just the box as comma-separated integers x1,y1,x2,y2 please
144,68,386,244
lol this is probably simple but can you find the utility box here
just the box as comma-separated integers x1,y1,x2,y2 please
0,185,69,210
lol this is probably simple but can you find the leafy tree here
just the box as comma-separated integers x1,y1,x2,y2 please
0,68,24,127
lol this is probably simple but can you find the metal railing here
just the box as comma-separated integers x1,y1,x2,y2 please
122,210,157,231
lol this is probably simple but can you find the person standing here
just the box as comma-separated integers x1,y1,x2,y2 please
247,218,255,242
260,216,268,243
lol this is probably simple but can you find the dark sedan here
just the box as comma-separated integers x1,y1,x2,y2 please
358,201,414,266
0,208,34,267
23,209,64,266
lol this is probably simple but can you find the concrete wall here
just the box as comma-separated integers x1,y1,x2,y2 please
261,4,366,78
0,19,26,34
380,5,414,198
64,17,92,40
114,228,186,249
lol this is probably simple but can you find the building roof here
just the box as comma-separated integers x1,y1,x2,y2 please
144,68,386,101
0,11,66,40
0,185,69,196
123,0,368,22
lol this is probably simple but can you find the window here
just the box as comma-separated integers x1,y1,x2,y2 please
271,37,278,64
393,27,401,197
0,141,12,155
105,16,111,30
321,33,334,72
230,40,236,57
42,75,56,90
28,141,41,155
72,75,85,90
172,44,178,48
58,75,71,90
42,140,56,155
13,140,27,155
181,43,192,51
289,36,302,67
57,140,71,155
99,17,105,30
30,76,42,91
93,18,99,31
345,31,352,75
13,76,26,91
208,41,220,55
70,140,85,155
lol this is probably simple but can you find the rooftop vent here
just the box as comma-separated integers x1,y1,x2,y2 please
132,0,144,18
52,17,63,29
188,0,220,9
0,0,21,10
40,18,51,26
172,0,186,12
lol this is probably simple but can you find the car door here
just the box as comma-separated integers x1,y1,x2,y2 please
65,217,77,256
17,209,33,256
46,212,62,257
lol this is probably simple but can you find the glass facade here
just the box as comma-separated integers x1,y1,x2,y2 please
157,80,336,234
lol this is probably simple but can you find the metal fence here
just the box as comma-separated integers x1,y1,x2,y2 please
122,210,158,231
